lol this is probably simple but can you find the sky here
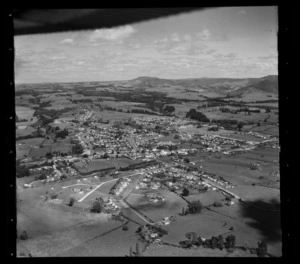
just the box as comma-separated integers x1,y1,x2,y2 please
14,6,278,84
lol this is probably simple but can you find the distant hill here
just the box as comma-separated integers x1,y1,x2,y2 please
122,75,278,95
15,75,278,96
250,76,278,94
227,75,278,96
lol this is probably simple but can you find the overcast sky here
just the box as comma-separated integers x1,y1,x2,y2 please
14,6,278,84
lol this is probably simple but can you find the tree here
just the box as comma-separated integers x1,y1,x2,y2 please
103,153,109,159
174,134,180,139
210,236,218,249
165,105,175,113
213,201,223,207
256,241,268,257
185,232,198,244
183,158,190,163
265,107,271,113
36,172,47,180
72,142,84,155
186,109,210,123
16,164,30,178
225,234,236,249
237,122,244,131
136,242,140,256
187,200,203,214
19,231,28,240
182,188,190,197
91,200,102,213
50,193,58,199
179,240,192,249
129,246,133,257
216,235,225,250
68,198,75,207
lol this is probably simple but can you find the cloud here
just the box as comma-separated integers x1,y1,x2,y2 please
75,61,85,65
183,34,192,42
60,38,74,45
153,37,169,44
238,9,246,15
196,27,228,42
171,33,180,42
205,49,216,55
258,54,277,60
196,28,212,41
128,43,141,49
88,25,136,42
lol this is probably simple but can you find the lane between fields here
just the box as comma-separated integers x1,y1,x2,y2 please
77,172,142,203
78,178,118,202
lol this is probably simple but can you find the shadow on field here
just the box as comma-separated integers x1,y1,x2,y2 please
239,198,281,243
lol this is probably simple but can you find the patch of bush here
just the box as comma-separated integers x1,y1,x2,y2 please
19,231,28,240
186,109,210,123
68,198,75,207
186,200,203,214
213,201,223,207
91,200,102,213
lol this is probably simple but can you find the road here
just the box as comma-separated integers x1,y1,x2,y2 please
78,178,118,202
119,199,152,224
62,183,96,189
121,173,144,200
202,178,240,199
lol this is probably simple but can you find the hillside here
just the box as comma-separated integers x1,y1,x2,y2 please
121,75,278,95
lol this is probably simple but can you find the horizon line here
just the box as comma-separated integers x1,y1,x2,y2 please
15,74,278,86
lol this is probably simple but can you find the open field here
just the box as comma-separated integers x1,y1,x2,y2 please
126,188,187,222
16,106,35,120
16,143,31,160
18,138,45,146
56,221,140,257
163,208,235,243
185,190,226,206
16,126,36,138
200,153,279,187
250,125,279,136
144,244,256,257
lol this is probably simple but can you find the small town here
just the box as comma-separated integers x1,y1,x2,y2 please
14,6,282,258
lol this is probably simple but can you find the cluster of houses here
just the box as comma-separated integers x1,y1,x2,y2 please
136,176,161,190
200,173,235,189
136,223,168,244
97,197,121,214
243,131,270,140
131,162,235,194
28,157,79,185
71,114,201,162
132,116,197,129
